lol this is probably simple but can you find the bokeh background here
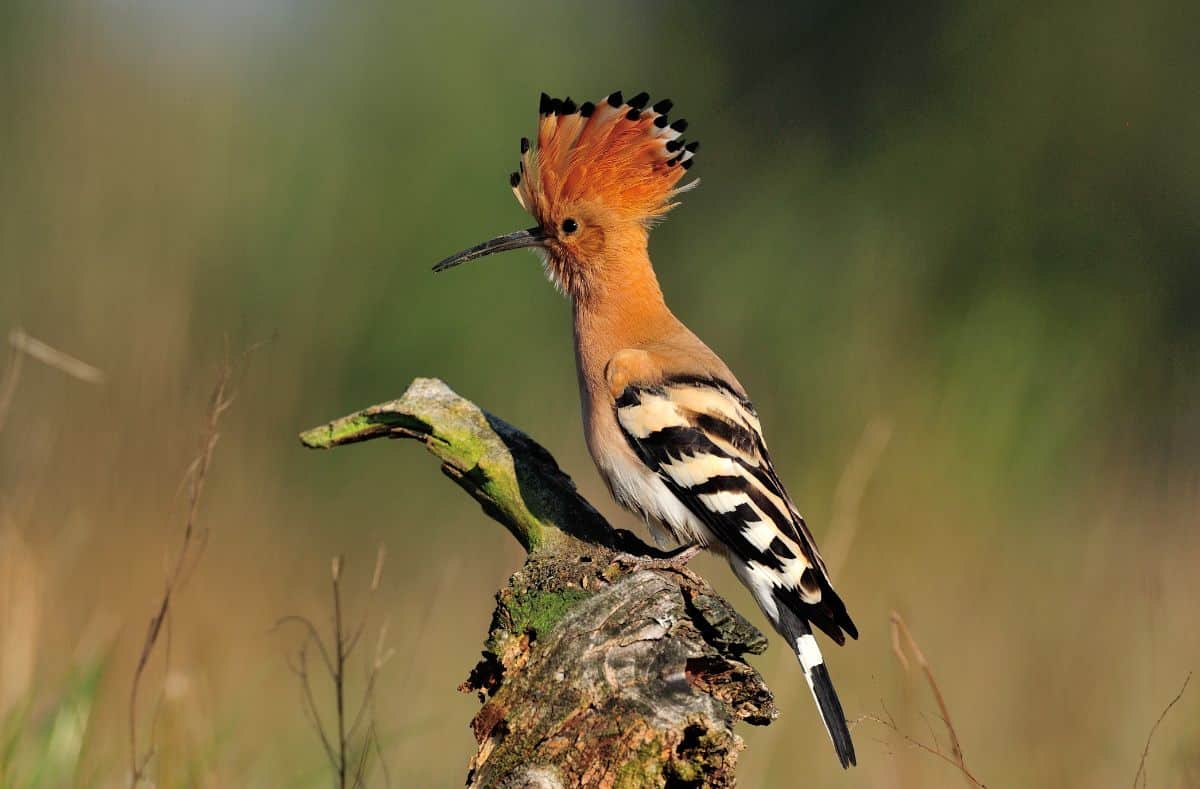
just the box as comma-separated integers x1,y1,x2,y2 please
1,1,1197,786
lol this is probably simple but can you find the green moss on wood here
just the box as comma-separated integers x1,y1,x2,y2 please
505,588,592,640
614,740,664,789
476,740,537,784
298,409,424,449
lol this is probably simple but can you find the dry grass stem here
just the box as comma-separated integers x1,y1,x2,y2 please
128,357,234,786
0,327,106,434
890,612,965,764
856,710,987,788
0,342,25,435
276,548,391,789
8,328,106,384
868,611,984,788
1132,671,1191,789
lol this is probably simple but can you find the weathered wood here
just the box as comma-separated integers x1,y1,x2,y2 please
301,378,777,787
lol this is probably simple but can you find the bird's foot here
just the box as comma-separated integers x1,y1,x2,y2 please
610,543,704,582
660,542,704,565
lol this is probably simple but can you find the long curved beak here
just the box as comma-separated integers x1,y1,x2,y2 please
432,227,546,272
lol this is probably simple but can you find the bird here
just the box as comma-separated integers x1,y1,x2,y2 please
432,90,859,768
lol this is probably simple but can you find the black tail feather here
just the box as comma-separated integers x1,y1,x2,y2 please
810,661,856,768
777,602,857,768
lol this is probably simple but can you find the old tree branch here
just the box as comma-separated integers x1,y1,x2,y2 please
301,378,777,787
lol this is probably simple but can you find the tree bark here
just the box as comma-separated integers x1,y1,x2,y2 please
301,378,777,787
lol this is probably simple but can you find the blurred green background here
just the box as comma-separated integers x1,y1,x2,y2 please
1,1,1197,786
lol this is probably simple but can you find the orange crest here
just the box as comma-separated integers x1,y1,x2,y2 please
510,91,699,227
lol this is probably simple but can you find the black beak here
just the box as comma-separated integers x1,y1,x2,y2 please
432,227,546,272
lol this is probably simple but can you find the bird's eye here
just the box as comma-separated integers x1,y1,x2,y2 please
561,218,579,234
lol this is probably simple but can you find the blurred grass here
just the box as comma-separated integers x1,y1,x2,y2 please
1,658,105,789
0,0,1197,786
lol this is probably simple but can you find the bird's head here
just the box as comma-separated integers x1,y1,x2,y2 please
433,90,698,301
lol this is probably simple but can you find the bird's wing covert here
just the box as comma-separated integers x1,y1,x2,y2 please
613,372,858,644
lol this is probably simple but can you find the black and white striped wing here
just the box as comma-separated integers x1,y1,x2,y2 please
614,375,857,645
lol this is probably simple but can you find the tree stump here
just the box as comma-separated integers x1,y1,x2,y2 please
301,378,778,787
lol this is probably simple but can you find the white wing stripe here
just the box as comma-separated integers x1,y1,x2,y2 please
658,452,737,487
618,393,685,438
697,490,750,513
668,384,761,432
742,519,778,552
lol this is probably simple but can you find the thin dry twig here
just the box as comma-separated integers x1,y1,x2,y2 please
297,639,339,767
275,615,337,678
0,327,106,433
873,611,984,789
856,712,987,788
348,619,395,744
344,546,387,659
0,343,24,435
8,328,106,384
890,612,965,765
1132,672,1191,789
351,723,375,788
128,356,234,786
276,549,392,789
332,556,349,789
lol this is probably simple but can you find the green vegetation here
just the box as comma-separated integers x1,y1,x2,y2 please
1,661,105,789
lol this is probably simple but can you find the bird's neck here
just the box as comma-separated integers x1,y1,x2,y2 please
572,246,678,391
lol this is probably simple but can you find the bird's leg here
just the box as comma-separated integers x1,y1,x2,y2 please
659,542,704,565
611,542,704,581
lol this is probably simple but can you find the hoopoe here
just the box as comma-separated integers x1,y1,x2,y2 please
434,90,858,768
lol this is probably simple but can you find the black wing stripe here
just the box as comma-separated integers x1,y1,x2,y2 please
778,582,852,644
616,380,858,643
684,410,760,456
631,430,791,571
689,474,746,495
642,427,794,536
769,536,796,559
653,465,788,572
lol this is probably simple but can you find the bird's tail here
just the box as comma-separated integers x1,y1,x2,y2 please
776,604,857,768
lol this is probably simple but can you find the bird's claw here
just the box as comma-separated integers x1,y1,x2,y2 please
610,543,704,581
